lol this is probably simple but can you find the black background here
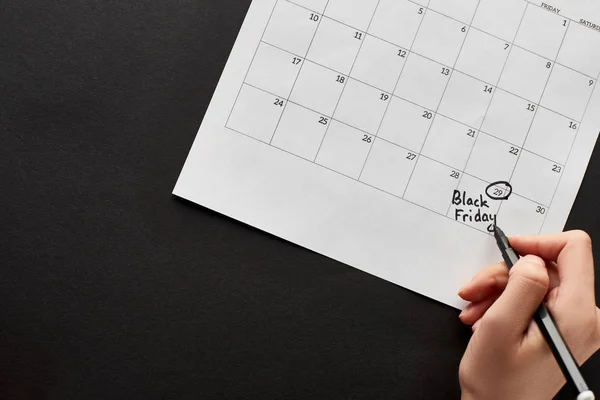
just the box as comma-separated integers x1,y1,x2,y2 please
1,1,599,398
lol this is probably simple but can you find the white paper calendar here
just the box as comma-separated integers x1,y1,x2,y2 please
174,0,600,308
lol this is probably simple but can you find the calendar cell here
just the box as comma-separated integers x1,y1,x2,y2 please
472,0,527,42
447,174,501,232
368,0,425,50
291,0,328,14
428,0,479,25
227,84,284,143
378,97,434,152
306,17,363,75
324,0,379,32
289,61,345,116
271,103,329,160
481,89,535,146
514,5,567,61
498,46,552,103
524,107,577,165
246,42,303,98
334,79,390,134
510,151,562,206
360,139,417,197
315,121,373,178
404,157,462,214
438,71,494,129
263,1,319,56
496,195,546,236
541,64,595,121
455,29,510,84
351,35,407,93
411,11,468,67
465,132,519,183
557,22,600,78
395,54,451,110
421,115,477,170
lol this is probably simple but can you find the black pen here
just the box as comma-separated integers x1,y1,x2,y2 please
494,225,595,400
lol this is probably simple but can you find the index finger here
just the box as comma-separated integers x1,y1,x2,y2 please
509,230,595,304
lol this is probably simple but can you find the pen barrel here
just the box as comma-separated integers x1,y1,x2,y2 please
534,304,589,394
500,247,520,269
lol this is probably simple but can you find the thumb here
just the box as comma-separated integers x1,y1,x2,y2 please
478,255,550,344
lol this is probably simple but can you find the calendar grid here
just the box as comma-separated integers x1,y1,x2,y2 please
447,2,530,217
508,16,570,181
312,0,382,162
402,0,482,199
285,0,598,81
254,0,594,124
257,39,583,138
524,0,599,33
539,67,600,232
237,81,552,210
357,1,430,180
226,127,516,238
225,0,600,235
226,121,545,238
496,12,570,221
225,3,279,130
244,81,572,169
268,0,332,145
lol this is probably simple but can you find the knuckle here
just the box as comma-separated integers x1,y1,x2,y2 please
569,230,592,247
515,273,550,295
511,256,549,290
518,271,549,291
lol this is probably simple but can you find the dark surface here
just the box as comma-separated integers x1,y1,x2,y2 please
1,1,599,398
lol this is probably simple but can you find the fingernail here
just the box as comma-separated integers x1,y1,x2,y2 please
458,279,473,295
459,303,472,319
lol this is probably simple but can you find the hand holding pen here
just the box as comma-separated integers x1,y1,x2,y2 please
458,230,600,400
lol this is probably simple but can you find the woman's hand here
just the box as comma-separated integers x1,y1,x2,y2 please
458,231,600,400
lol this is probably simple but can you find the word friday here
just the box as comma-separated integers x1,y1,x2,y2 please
452,190,497,224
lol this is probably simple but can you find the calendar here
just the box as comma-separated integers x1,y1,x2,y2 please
175,0,600,308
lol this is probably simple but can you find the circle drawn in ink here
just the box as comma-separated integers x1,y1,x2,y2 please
485,181,513,200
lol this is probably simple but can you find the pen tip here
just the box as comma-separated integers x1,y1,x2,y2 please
493,223,508,242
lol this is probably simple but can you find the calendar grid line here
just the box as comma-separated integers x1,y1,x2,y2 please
539,67,600,232
229,79,555,208
420,3,597,80
260,32,589,124
523,0,600,34
223,124,543,236
357,1,430,181
402,0,482,199
446,2,530,217
268,0,331,145
241,80,570,169
226,0,600,238
283,0,598,81
225,0,278,129
496,14,570,219
223,126,489,234
312,0,382,163
370,137,552,208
